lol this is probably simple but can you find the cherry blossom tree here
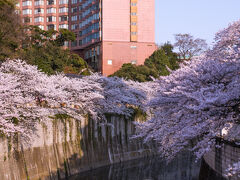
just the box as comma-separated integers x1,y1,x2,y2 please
2,18,240,178
0,59,149,138
226,160,240,178
136,20,240,172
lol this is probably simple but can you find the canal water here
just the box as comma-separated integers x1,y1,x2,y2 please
69,152,201,180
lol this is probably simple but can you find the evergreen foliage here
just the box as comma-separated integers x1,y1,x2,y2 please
109,63,158,82
17,26,89,75
0,4,89,75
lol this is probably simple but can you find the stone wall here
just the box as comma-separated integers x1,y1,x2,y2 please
0,114,156,180
203,139,240,180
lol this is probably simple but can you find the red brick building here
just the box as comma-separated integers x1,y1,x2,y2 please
17,0,157,75
17,0,69,31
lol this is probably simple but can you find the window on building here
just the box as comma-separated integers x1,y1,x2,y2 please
97,46,100,55
23,17,32,23
131,60,137,64
72,7,78,13
34,16,44,22
48,16,52,22
71,24,78,30
47,8,56,14
71,40,77,47
22,1,32,6
47,16,56,22
79,13,99,28
38,25,44,30
22,9,32,15
59,0,68,4
131,2,137,6
84,51,88,59
71,15,78,21
59,15,68,22
71,0,77,4
107,60,112,65
64,41,69,47
79,40,82,46
131,12,137,16
79,5,82,11
47,24,55,30
59,7,68,13
59,24,68,29
131,32,137,35
15,9,20,14
34,0,44,6
34,8,44,14
131,22,137,26
47,0,55,5
79,14,82,20
82,0,93,9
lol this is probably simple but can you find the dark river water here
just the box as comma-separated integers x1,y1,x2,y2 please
69,152,202,180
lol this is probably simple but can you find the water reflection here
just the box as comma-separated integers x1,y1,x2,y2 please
69,152,201,180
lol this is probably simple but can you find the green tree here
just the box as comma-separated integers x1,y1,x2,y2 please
161,42,179,70
55,29,76,46
144,48,171,76
22,26,75,48
110,63,158,82
17,27,89,75
0,4,89,75
0,0,23,61
0,0,15,6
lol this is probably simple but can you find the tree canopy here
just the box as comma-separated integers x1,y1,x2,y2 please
17,26,89,75
0,4,89,75
136,20,240,177
0,59,148,137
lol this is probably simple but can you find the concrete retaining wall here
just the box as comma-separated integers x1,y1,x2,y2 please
0,114,156,180
203,139,240,180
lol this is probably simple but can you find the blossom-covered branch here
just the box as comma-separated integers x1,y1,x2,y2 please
0,59,150,137
136,20,240,164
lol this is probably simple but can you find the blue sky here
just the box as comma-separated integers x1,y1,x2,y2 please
155,0,240,46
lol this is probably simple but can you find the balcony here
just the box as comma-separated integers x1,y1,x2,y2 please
34,1,44,6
